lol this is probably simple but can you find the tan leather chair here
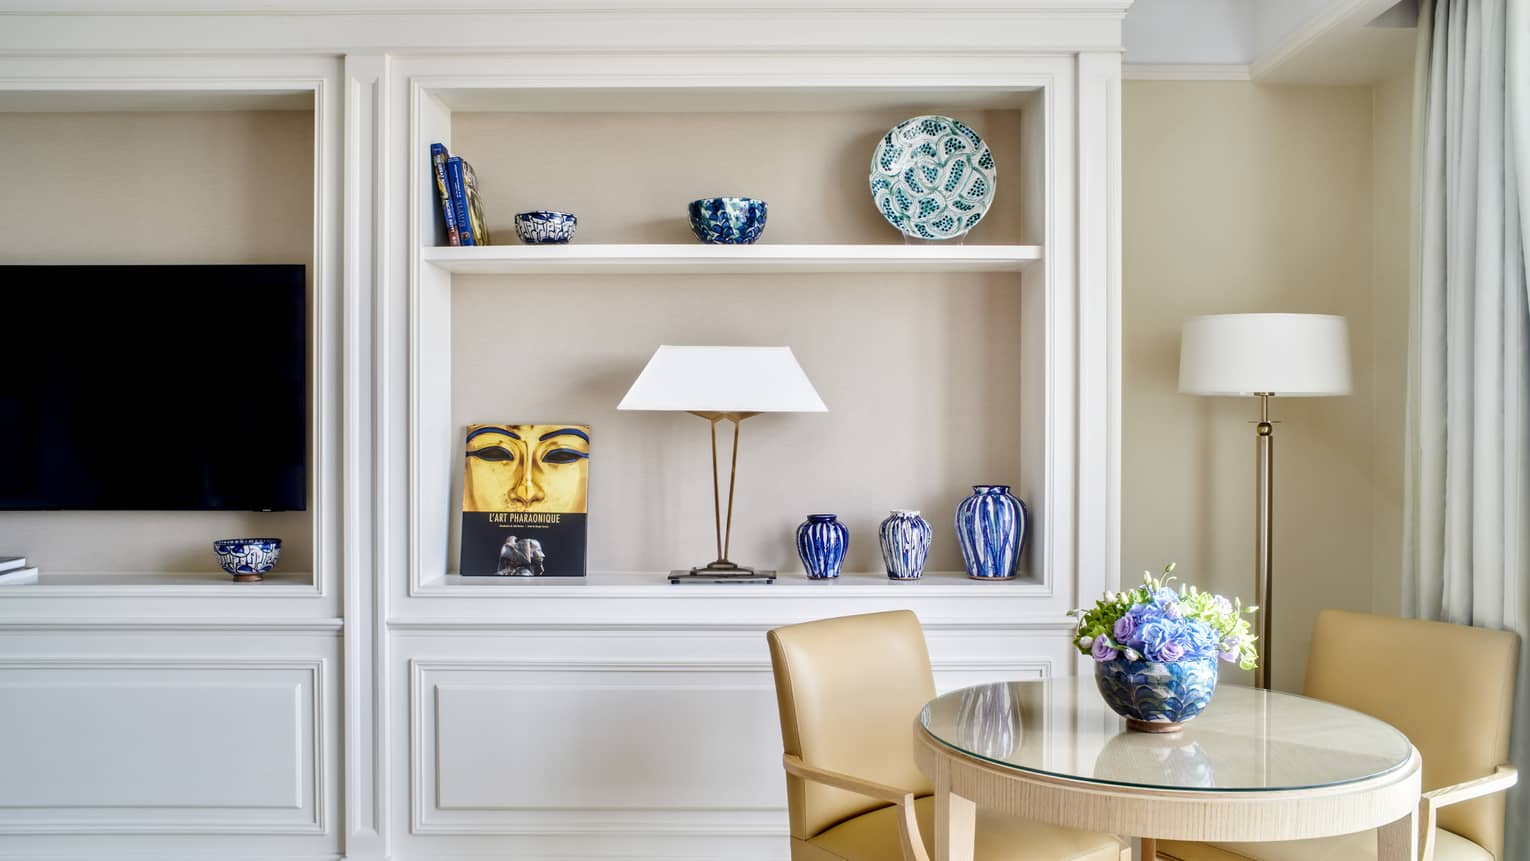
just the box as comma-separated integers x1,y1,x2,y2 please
1159,610,1519,861
767,610,1124,861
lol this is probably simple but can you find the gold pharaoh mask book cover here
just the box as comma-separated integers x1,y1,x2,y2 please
460,423,590,576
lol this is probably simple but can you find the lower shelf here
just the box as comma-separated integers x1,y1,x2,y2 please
417,569,1043,597
0,570,317,596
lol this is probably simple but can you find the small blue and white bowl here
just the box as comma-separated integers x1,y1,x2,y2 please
688,196,767,244
214,538,282,582
514,210,577,244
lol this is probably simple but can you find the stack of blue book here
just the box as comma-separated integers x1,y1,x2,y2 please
430,142,491,246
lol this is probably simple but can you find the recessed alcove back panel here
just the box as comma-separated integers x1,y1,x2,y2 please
449,273,1025,575
449,108,1025,246
0,110,315,575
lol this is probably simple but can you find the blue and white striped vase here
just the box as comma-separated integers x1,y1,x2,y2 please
954,485,1027,580
796,514,849,580
878,509,932,580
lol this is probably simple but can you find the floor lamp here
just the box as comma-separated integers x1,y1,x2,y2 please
1178,314,1351,690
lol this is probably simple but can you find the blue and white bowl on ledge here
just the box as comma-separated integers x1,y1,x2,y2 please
1095,656,1218,733
688,196,767,244
514,210,578,244
214,538,282,582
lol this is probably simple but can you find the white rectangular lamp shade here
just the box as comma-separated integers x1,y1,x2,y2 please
1179,313,1352,397
617,345,828,413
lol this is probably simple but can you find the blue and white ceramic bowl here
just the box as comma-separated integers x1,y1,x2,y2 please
214,538,282,582
514,210,577,244
1095,656,1219,733
688,196,767,244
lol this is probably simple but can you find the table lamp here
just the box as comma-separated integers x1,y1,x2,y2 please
1178,313,1351,689
617,345,827,583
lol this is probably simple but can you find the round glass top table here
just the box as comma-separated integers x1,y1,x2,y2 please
913,679,1423,861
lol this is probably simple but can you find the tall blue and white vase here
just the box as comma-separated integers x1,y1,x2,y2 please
796,514,849,580
954,485,1027,580
879,509,932,580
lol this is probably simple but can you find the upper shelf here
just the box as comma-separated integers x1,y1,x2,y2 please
421,243,1043,275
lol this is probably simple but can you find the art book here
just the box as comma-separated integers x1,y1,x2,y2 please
459,423,589,577
429,142,460,246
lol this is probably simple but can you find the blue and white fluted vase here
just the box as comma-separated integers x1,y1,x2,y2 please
954,485,1027,580
878,510,932,580
796,514,849,580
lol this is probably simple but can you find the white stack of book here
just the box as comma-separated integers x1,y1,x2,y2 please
0,556,38,585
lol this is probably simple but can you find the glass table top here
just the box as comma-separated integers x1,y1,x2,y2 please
919,679,1414,793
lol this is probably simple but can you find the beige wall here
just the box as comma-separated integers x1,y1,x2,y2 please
1123,81,1396,691
0,110,314,574
1370,67,1416,618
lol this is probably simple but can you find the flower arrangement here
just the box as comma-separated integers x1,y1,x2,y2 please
1069,563,1259,671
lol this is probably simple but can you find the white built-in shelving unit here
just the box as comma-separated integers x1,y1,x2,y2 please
0,6,1125,861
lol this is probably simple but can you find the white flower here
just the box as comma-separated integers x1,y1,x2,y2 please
1078,636,1094,648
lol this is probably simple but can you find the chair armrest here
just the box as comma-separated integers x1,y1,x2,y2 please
1422,764,1518,809
781,753,917,805
1418,765,1517,861
781,754,932,861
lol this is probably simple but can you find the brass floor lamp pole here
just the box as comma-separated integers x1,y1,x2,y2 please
1254,393,1274,691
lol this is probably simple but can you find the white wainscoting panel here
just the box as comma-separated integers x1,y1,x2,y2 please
406,650,1057,852
412,660,783,835
0,660,323,834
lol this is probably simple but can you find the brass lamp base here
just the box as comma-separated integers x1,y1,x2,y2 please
669,560,776,584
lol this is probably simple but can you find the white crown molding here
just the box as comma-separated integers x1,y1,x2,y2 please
1123,63,1251,81
1250,0,1401,81
0,0,1133,12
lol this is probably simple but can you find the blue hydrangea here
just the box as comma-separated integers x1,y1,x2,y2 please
1113,596,1218,663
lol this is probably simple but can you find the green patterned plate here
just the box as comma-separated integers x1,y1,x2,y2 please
870,115,997,240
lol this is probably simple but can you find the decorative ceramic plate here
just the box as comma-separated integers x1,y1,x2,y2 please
870,115,997,240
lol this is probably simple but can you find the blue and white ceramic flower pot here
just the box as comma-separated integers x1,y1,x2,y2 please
954,485,1027,580
213,537,282,582
688,196,767,244
879,509,932,580
796,514,849,580
1095,656,1219,733
514,210,577,244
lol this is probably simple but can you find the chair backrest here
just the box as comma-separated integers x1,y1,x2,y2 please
1304,609,1519,857
767,610,937,840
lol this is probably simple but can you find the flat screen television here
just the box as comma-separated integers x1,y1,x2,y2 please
0,265,307,511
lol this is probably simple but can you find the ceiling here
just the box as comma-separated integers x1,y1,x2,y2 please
1125,0,1418,83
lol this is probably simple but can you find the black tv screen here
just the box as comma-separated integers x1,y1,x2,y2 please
0,265,307,511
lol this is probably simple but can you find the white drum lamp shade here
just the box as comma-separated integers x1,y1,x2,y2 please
1179,314,1352,397
1176,312,1350,691
617,345,827,413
